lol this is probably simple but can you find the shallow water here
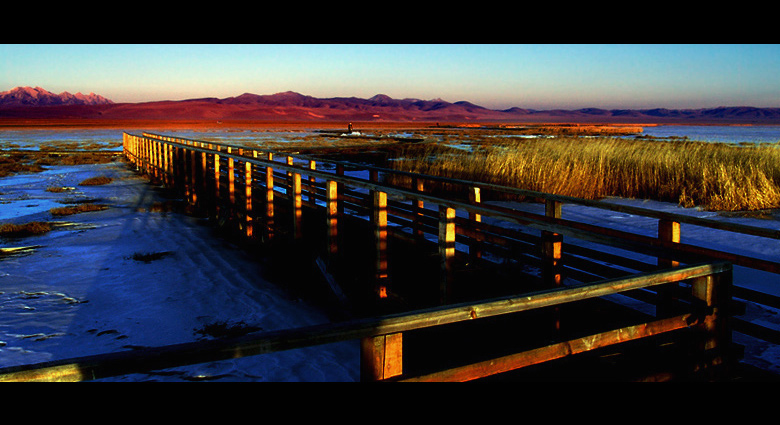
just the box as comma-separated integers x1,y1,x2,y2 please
2,125,779,150
638,125,780,144
0,129,126,151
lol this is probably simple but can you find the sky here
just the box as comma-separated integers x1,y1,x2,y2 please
2,44,779,110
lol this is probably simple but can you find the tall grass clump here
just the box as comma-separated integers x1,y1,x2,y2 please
392,137,780,211
0,222,52,238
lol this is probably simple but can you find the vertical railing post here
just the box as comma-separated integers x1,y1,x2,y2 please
162,141,168,185
286,156,294,191
265,152,275,242
690,264,733,378
326,180,339,259
469,186,482,260
657,219,682,316
360,333,403,381
308,160,316,204
542,200,563,288
542,200,563,334
146,137,152,178
228,147,235,205
414,177,425,243
189,149,198,207
292,171,303,241
439,204,456,304
153,139,160,182
371,169,389,299
200,150,208,212
373,190,389,298
245,157,253,239
213,151,221,218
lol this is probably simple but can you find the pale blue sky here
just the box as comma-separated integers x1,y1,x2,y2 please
2,44,778,110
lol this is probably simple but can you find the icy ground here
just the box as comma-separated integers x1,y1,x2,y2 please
0,160,359,381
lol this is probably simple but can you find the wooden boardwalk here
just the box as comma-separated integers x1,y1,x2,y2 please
3,131,780,381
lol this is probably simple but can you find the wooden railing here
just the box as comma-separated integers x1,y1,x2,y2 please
0,261,733,381
125,132,779,338
0,130,768,381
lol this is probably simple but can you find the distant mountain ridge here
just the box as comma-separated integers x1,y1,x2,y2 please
0,86,113,106
2,86,779,124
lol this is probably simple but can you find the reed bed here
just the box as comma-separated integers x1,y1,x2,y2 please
391,137,780,212
50,203,109,216
0,221,52,238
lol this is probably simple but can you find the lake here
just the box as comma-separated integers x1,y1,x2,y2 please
638,125,780,144
1,125,779,150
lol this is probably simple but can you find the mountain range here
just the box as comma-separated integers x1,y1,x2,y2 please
2,86,779,124
0,86,113,107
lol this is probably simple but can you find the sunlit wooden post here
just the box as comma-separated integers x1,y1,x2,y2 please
245,157,254,239
155,140,168,185
200,149,208,211
308,160,316,203
690,265,733,378
469,186,483,260
227,147,235,205
153,139,160,182
374,190,389,297
149,137,155,178
147,138,154,179
170,144,176,188
542,200,563,288
439,204,456,304
265,152,275,241
292,171,303,241
138,136,144,172
163,142,170,186
213,151,221,217
326,180,339,258
164,141,170,185
371,168,389,299
171,145,178,192
189,149,198,207
360,333,403,381
657,219,682,316
542,200,563,334
286,156,294,191
414,177,425,243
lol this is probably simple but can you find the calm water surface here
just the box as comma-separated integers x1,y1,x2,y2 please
638,125,780,144
1,125,779,149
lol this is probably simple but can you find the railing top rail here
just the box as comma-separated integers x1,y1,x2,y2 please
129,131,780,241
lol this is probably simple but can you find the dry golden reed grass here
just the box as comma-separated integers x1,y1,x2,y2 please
0,221,53,238
392,137,780,212
50,203,109,216
78,176,113,185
